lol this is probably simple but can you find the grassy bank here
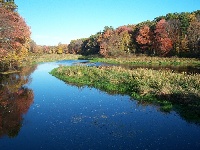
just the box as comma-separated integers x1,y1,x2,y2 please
1,54,80,74
50,65,200,122
23,54,81,66
80,55,200,67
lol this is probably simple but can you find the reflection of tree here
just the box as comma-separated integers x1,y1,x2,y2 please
66,80,200,125
137,97,200,125
0,66,36,138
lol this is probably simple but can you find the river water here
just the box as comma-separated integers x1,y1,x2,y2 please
0,60,200,150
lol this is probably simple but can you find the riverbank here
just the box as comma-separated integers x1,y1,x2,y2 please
80,55,200,67
9,53,200,70
23,54,81,65
50,65,200,114
1,54,80,74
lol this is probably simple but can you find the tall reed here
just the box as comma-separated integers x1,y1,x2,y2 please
84,55,200,66
50,66,200,111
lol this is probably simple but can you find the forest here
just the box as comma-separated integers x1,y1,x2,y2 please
0,1,200,72
66,10,200,58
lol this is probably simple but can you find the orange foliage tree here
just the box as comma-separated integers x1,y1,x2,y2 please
99,26,133,57
154,19,173,56
136,25,154,54
0,6,31,71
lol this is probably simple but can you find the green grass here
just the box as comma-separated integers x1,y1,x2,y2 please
50,65,200,123
23,54,81,66
80,55,200,67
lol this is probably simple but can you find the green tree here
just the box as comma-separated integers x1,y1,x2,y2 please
179,12,190,36
81,33,100,55
0,0,17,11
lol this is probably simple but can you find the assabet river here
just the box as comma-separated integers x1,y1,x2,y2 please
0,60,200,150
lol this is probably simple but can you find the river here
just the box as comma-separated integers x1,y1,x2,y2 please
0,60,200,150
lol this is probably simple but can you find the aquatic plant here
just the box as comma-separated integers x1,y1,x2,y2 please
50,66,200,115
80,55,200,67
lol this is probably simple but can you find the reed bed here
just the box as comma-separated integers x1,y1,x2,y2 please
23,54,81,66
85,55,200,66
50,65,200,112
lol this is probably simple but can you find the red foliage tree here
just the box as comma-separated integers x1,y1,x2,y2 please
154,19,173,56
136,25,153,54
116,25,133,34
0,7,31,71
98,27,114,57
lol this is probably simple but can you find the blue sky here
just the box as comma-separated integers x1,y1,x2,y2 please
15,0,200,46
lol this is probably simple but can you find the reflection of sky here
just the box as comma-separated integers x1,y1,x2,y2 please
1,61,200,150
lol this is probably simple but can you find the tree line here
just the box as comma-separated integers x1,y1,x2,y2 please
64,10,200,58
1,0,200,71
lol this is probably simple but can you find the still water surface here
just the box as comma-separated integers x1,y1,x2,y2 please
0,60,200,150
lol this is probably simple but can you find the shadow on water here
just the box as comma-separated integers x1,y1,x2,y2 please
1,60,199,149
62,60,200,125
0,66,36,138
66,81,200,125
138,93,200,125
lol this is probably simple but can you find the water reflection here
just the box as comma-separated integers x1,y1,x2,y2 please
57,60,200,124
138,99,200,125
1,61,200,150
0,66,36,138
66,82,200,126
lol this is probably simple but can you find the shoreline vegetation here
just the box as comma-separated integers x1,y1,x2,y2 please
49,55,200,123
2,54,199,74
23,54,81,65
24,53,200,67
50,65,200,110
1,53,200,123
1,54,80,74
79,55,200,67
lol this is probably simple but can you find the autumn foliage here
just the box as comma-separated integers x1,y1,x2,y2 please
0,65,35,137
154,19,173,56
0,6,30,71
0,5,197,60
65,11,200,58
136,25,153,54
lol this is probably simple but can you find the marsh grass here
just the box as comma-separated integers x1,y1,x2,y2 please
23,54,81,66
50,65,200,119
80,55,200,67
0,70,20,75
